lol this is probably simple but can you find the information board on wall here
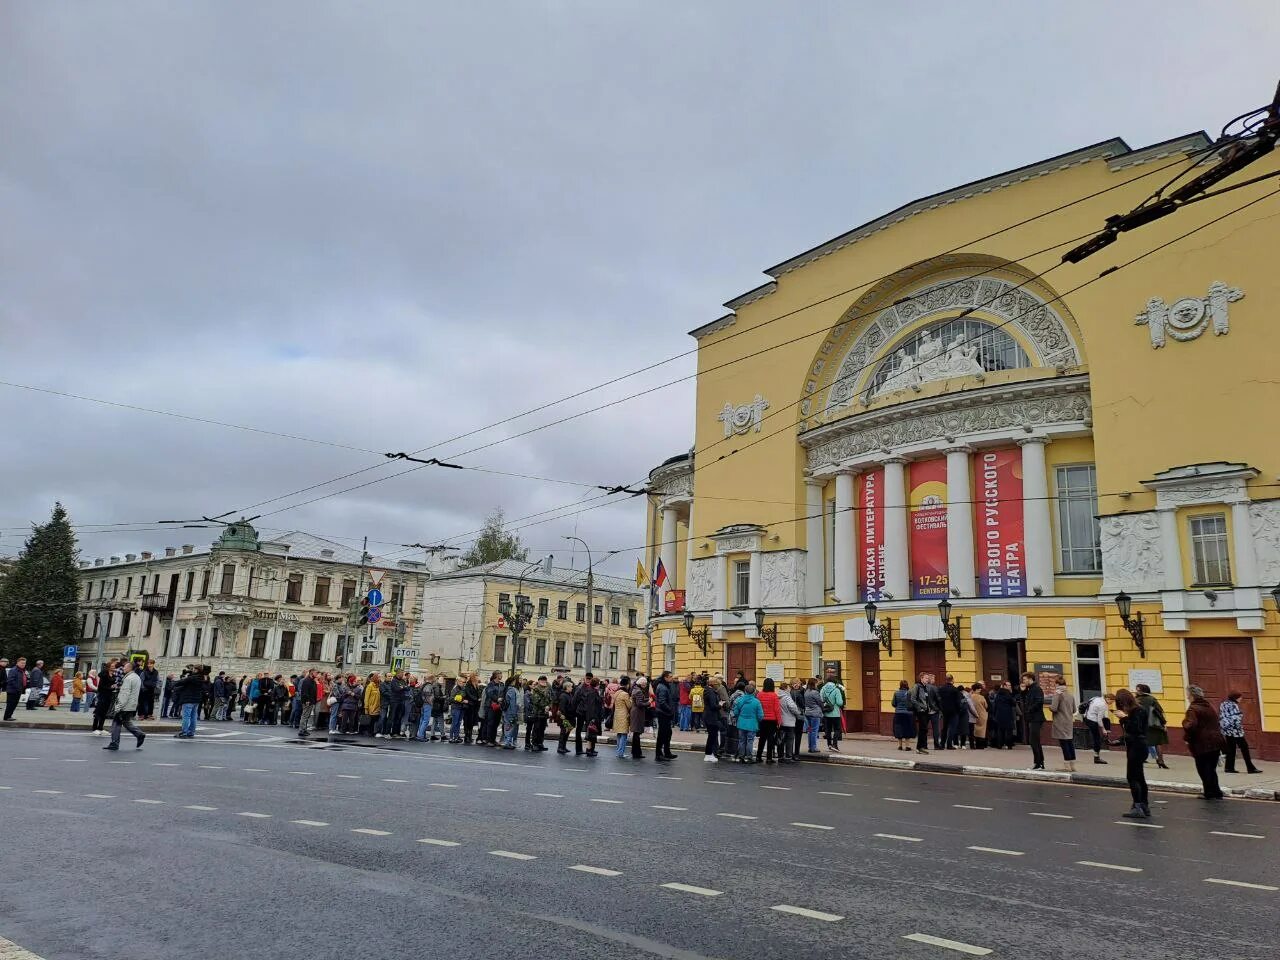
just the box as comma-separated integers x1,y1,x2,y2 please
909,457,949,599
977,448,1026,598
1127,668,1164,693
858,469,885,601
1033,662,1064,701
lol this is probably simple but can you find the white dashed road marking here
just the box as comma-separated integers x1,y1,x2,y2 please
874,833,922,843
238,812,271,819
954,805,992,811
1029,812,1073,819
883,797,920,804
655,775,682,781
429,783,457,788
791,822,835,831
490,850,537,860
152,762,179,767
771,904,843,922
132,799,165,805
968,846,1024,857
705,780,735,785
352,828,391,836
1077,861,1142,872
1204,878,1278,891
660,883,722,897
760,785,790,791
607,772,635,777
62,758,87,763
383,779,409,783
1210,831,1265,839
716,813,756,820
83,794,114,799
291,819,328,827
903,933,991,956
337,775,362,780
652,805,687,811
570,865,621,877
417,838,461,847
534,793,564,798
33,789,62,795
1114,820,1162,829
480,787,508,792
199,765,224,770
243,768,268,773
290,771,316,776
590,798,624,804
819,791,853,797
184,805,218,811
107,761,133,764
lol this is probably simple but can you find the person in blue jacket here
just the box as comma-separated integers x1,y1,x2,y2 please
730,682,764,764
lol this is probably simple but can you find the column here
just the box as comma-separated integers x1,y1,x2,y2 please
749,549,762,616
660,505,678,589
1018,438,1055,597
1157,508,1182,590
713,553,728,613
1231,499,1260,589
685,503,696,568
883,458,910,599
944,446,976,597
834,469,857,604
805,477,826,608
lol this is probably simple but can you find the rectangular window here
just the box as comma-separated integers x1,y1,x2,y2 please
555,641,566,667
576,603,586,623
534,638,547,665
84,582,92,601
538,597,549,619
286,574,303,604
593,605,603,625
193,627,202,656
1190,513,1231,585
610,607,620,627
341,579,357,606
145,613,154,637
608,646,619,670
515,638,527,665
199,569,210,599
220,563,235,595
626,647,637,672
573,642,584,668
309,633,324,660
361,647,373,665
313,577,331,606
163,627,172,656
733,559,751,607
209,628,218,657
557,600,568,620
279,630,296,659
591,644,602,669
494,635,507,662
177,627,187,655
627,608,638,629
1055,465,1102,574
498,592,510,611
120,610,131,637
1074,642,1103,703
250,629,267,659
124,577,133,599
247,567,256,598
112,579,120,598
664,644,676,674
391,583,404,612
80,614,89,638
97,580,105,599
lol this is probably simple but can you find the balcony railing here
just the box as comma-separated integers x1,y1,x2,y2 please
138,593,172,613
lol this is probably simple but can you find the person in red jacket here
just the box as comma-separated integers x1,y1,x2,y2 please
755,677,783,764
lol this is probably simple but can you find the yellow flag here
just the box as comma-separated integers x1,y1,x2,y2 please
635,558,650,587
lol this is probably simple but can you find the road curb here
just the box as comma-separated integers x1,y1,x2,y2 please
1,719,181,733
600,735,1279,801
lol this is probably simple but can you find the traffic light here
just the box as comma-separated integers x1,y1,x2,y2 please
359,597,371,626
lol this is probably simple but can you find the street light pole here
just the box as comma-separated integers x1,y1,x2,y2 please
563,536,593,669
499,556,552,679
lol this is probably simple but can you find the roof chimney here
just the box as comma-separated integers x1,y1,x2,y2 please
93,558,103,567
321,548,335,558
182,544,194,554
79,561,90,568
165,547,176,558
141,551,153,561
125,553,137,561
109,556,120,564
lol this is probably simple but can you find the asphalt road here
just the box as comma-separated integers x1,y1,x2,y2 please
1,726,1277,960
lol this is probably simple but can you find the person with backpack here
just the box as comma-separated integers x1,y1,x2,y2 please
690,677,705,732
1081,691,1113,764
755,677,782,764
528,676,551,752
730,682,764,763
818,671,846,751
556,678,577,754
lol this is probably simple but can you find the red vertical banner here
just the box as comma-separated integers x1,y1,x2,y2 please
977,448,1026,598
909,458,949,599
858,469,884,602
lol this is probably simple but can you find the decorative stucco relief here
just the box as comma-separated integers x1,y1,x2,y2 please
1100,512,1165,594
1135,281,1243,348
1250,501,1280,588
686,557,717,610
759,550,805,608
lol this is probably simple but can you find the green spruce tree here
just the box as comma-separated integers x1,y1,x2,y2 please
457,509,528,569
0,503,80,665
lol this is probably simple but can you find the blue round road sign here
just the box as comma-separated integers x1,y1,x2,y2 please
367,588,383,606
368,606,383,623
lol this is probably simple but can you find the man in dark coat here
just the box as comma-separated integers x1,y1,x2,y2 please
654,670,679,762
4,658,26,721
570,674,602,757
1019,672,1046,770
26,660,45,710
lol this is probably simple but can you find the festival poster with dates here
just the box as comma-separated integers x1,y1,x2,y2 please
858,469,885,601
909,458,949,599
977,447,1026,598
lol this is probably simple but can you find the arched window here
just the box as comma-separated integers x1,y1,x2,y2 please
868,316,1030,398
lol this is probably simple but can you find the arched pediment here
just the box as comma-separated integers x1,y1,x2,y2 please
800,259,1084,422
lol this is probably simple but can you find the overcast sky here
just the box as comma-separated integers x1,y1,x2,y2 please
1,2,1275,576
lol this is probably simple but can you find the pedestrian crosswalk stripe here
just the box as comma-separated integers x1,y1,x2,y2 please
570,865,621,877
771,904,842,922
660,882,722,897
903,933,992,955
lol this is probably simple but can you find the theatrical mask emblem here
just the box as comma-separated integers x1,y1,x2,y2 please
1135,281,1243,348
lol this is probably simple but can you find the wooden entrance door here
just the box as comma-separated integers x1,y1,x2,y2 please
914,641,947,685
981,641,1024,690
1186,639,1261,741
726,642,757,685
861,643,882,735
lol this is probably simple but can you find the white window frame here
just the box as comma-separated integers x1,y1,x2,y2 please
1189,513,1231,585
493,635,507,663
1054,464,1101,574
1070,641,1106,703
733,559,751,607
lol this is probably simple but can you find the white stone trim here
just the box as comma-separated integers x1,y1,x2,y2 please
844,618,871,643
970,613,1027,640
899,614,946,642
662,628,677,647
1063,617,1105,642
808,624,825,646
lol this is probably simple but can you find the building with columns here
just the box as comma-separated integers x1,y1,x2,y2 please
75,521,439,678
646,130,1280,756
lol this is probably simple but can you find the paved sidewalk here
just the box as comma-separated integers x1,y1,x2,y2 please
2,707,179,733
609,726,1280,801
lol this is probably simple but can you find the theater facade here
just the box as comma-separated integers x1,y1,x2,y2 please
645,132,1280,756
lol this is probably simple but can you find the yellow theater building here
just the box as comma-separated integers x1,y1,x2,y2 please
645,130,1280,758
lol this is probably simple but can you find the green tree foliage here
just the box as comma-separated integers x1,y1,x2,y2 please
0,503,80,665
457,509,527,569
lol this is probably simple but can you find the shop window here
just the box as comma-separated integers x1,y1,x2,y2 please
1055,465,1101,573
1190,514,1231,585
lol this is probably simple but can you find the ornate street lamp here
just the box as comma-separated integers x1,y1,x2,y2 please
682,609,710,656
1115,591,1145,658
1270,584,1280,613
754,607,779,655
938,598,962,654
865,600,892,656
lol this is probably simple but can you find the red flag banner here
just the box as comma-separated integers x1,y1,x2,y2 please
909,458,949,599
977,448,1026,598
858,469,885,602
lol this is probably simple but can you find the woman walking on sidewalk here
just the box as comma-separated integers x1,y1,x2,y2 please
1114,688,1151,819
1050,675,1078,772
1220,691,1262,775
1135,683,1169,769
1182,685,1226,800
